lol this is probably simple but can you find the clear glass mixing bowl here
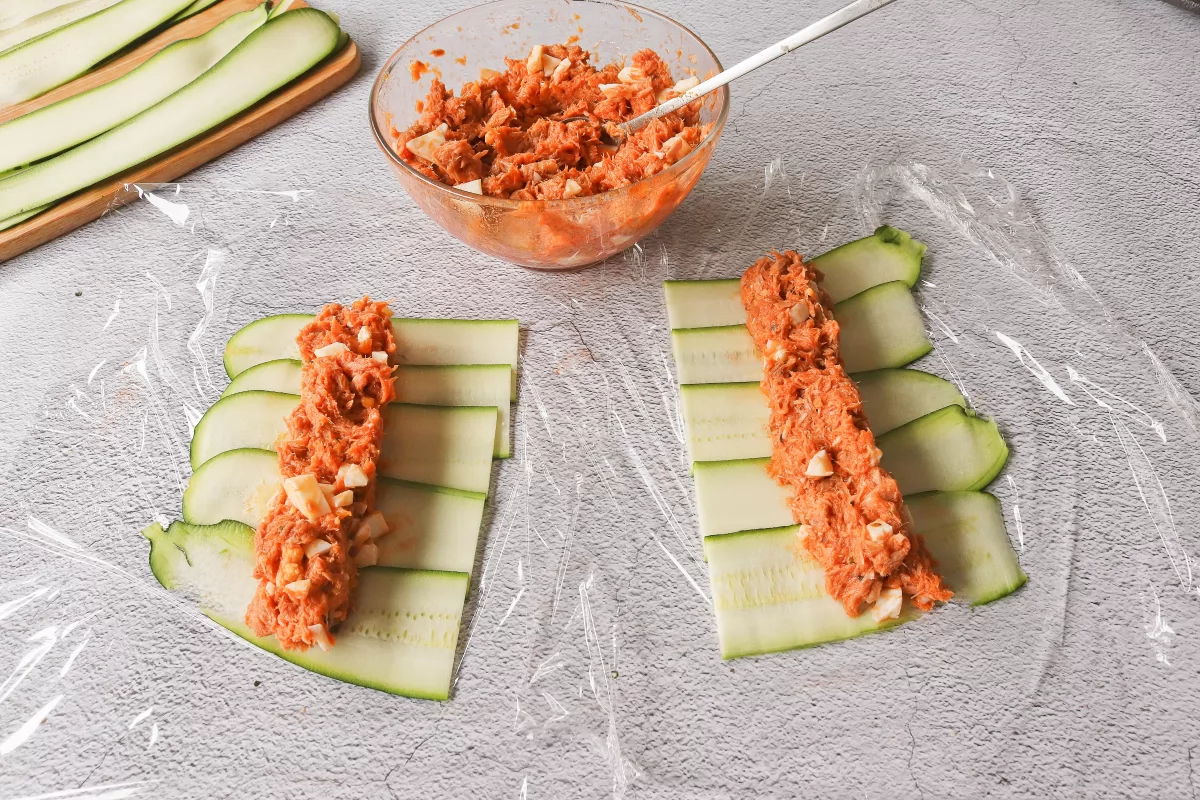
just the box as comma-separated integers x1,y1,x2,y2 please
368,0,728,270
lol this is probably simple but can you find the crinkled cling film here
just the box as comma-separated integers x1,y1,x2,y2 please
2,160,1199,798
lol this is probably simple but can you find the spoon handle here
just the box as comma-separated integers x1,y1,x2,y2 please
621,0,900,134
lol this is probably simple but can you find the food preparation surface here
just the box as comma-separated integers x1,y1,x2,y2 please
2,0,1199,798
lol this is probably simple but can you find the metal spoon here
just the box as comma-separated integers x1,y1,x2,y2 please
562,0,899,146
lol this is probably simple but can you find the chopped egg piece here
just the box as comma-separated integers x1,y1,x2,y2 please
660,134,692,162
370,350,389,363
550,56,571,83
455,178,483,194
805,449,834,478
284,579,311,596
283,474,331,521
357,327,371,344
866,520,894,542
540,53,561,77
796,523,814,542
526,44,544,73
405,122,448,163
313,342,349,358
617,64,644,83
308,623,333,651
562,179,583,199
304,539,333,559
333,490,354,508
338,463,369,488
354,542,379,567
789,303,809,325
656,75,700,104
598,83,622,99
357,510,390,541
264,581,275,597
318,482,335,504
871,587,903,622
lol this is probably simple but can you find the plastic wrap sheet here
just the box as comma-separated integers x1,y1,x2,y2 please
2,161,1199,799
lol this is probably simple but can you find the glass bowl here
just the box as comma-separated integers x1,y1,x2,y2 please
368,0,729,270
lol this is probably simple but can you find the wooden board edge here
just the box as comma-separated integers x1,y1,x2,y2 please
0,37,360,264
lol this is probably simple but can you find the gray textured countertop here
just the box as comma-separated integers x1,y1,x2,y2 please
2,1,1200,798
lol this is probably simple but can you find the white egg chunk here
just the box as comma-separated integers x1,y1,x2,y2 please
405,122,448,163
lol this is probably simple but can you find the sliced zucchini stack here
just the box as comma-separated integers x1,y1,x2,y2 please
144,520,467,700
147,313,520,700
664,227,1025,659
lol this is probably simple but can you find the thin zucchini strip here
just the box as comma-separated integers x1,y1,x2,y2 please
0,8,343,219
0,0,75,30
0,3,269,174
0,203,49,231
0,0,123,57
0,0,197,106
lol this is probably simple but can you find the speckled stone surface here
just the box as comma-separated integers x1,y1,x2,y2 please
2,1,1200,798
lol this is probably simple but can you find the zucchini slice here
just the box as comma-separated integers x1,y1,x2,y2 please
835,281,932,373
702,490,1022,658
188,391,498,493
143,519,468,699
222,359,513,458
0,0,76,31
181,448,487,575
670,281,931,385
704,525,912,659
663,278,742,330
661,227,926,330
679,368,966,463
223,315,521,399
808,225,925,304
878,405,1008,495
0,8,342,215
0,0,123,58
0,2,268,173
905,491,1026,605
0,0,195,106
693,406,1009,537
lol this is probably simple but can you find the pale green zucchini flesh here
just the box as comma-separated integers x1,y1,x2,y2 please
703,489,1023,658
878,405,1008,495
906,491,1026,605
834,281,932,373
670,281,932,385
679,368,967,464
704,525,913,659
222,314,520,399
181,448,487,575
0,2,268,173
663,278,742,330
0,0,78,31
222,359,513,459
661,226,926,329
0,0,123,58
142,519,468,699
0,8,342,216
809,225,925,303
188,391,497,493
693,405,1009,537
0,0,196,107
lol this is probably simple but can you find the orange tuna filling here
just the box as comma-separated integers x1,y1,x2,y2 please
395,44,710,200
740,251,952,617
245,297,397,651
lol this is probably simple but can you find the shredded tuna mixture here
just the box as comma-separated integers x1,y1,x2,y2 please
740,252,953,620
393,44,711,199
245,298,397,651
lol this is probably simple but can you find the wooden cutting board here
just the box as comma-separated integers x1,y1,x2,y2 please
0,0,359,263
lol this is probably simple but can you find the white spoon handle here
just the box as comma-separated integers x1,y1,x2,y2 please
622,0,900,134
